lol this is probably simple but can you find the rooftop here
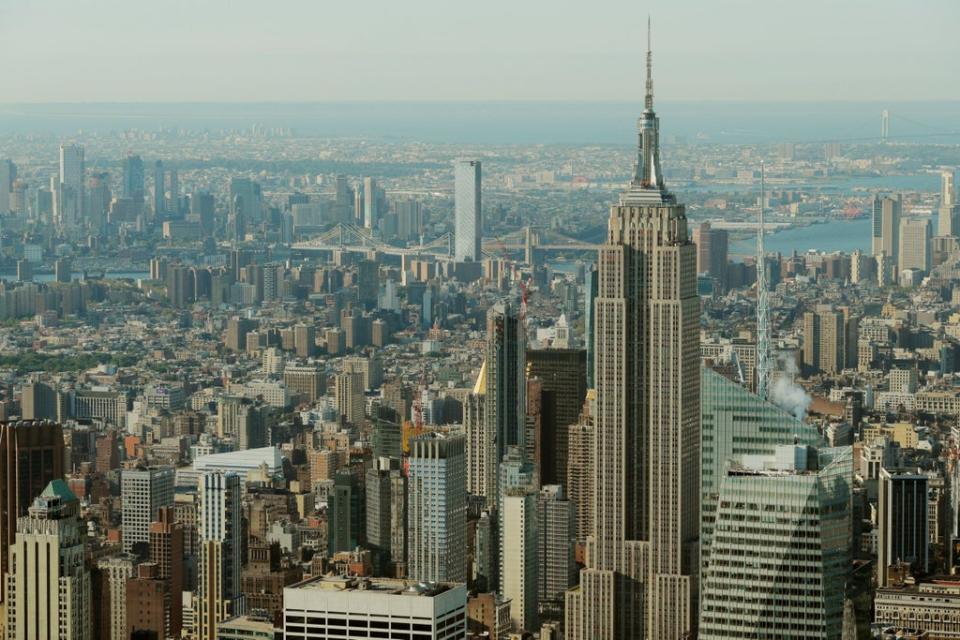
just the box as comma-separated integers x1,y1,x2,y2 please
290,575,455,598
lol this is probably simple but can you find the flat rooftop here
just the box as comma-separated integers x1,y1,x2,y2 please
291,575,455,598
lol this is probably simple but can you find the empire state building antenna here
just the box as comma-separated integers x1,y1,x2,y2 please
756,161,770,399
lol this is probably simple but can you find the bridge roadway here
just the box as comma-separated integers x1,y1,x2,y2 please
290,241,601,256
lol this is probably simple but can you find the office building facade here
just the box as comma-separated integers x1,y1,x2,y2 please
283,576,467,640
878,469,929,586
120,466,175,555
699,446,853,639
699,366,823,568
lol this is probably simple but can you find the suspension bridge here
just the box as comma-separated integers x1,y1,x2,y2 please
291,223,601,260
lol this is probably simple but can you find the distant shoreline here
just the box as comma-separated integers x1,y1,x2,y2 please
2,101,957,144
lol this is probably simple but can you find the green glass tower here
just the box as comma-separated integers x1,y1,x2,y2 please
700,366,823,570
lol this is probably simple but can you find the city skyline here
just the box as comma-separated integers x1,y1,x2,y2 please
0,6,958,640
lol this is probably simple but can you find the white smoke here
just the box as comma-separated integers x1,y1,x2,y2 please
768,355,811,420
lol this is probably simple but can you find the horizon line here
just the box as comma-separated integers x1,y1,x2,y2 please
2,98,959,107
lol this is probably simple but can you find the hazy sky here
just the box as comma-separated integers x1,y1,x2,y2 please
1,0,957,103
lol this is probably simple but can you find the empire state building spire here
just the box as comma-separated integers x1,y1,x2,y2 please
645,16,654,112
629,17,669,202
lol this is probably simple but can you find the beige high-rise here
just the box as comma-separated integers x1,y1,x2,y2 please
566,29,700,640
5,481,90,640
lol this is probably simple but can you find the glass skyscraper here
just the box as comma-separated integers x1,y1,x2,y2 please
454,159,481,262
700,366,823,569
699,445,853,639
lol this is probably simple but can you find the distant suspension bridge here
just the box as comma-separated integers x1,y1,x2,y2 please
291,223,601,261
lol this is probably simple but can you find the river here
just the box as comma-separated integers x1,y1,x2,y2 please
730,217,877,256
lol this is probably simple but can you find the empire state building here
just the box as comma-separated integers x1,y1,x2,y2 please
565,24,700,640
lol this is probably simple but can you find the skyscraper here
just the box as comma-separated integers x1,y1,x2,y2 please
938,170,958,237
153,160,165,216
229,177,263,226
196,472,243,640
407,433,467,583
334,371,366,425
4,480,91,640
692,222,729,291
526,348,587,488
465,376,495,503
149,506,185,638
120,466,175,555
122,153,145,200
96,553,137,640
0,420,65,603
501,487,538,632
803,307,847,376
699,446,852,639
58,143,85,229
584,265,598,388
0,159,16,214
899,217,931,274
484,301,526,492
566,392,595,542
565,29,700,639
872,194,902,264
365,457,407,576
454,159,482,262
363,176,379,229
877,469,929,586
699,366,823,569
537,485,576,622
328,470,364,555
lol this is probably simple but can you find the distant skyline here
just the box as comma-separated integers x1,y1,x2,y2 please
1,0,957,104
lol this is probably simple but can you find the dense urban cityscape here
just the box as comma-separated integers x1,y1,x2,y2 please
1,6,959,640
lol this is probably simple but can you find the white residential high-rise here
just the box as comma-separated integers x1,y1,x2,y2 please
197,471,243,640
120,466,175,555
565,24,700,639
407,433,467,583
454,159,481,262
502,488,539,633
5,481,91,640
363,176,379,229
699,446,852,639
58,143,85,229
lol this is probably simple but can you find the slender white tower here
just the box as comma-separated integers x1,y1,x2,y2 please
756,162,770,399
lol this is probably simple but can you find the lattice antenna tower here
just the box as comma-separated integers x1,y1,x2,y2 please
756,161,770,399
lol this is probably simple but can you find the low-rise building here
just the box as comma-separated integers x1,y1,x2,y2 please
283,576,467,640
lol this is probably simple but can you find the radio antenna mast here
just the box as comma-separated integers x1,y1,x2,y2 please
756,161,770,399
